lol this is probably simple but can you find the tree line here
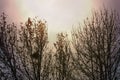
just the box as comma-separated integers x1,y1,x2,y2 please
0,8,120,80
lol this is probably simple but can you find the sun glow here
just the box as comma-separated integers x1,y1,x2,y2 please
15,0,93,42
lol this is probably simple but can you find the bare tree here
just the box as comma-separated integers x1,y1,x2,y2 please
0,13,22,80
72,8,120,80
53,33,74,80
17,17,53,80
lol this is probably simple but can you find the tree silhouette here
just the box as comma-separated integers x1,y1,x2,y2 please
1,7,120,80
53,33,74,80
72,8,120,80
0,13,22,80
17,18,52,80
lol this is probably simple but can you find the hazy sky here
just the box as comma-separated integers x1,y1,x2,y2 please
0,0,119,42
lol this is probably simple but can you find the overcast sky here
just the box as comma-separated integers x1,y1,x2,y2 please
0,0,120,42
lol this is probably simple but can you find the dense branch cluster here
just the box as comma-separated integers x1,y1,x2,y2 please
0,8,120,80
